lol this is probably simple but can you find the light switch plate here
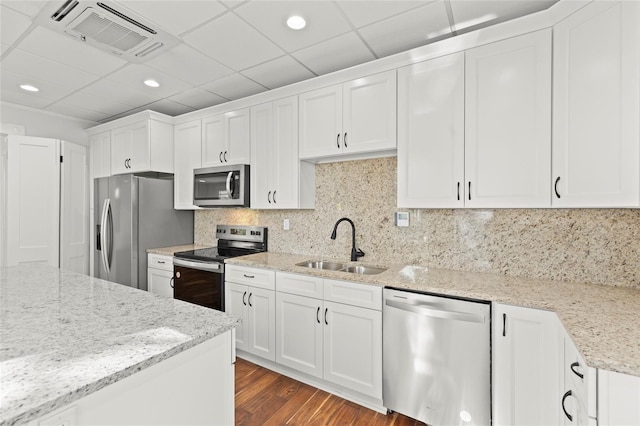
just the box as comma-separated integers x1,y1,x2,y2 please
283,218,290,230
395,212,409,227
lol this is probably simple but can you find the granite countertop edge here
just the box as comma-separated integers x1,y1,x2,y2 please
225,252,640,378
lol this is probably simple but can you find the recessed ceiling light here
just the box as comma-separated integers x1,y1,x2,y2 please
20,84,39,92
144,79,160,88
286,15,306,30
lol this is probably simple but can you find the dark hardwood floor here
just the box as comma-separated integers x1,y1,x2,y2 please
235,357,426,425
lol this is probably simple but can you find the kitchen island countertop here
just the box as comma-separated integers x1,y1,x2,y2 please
0,265,239,426
226,252,640,378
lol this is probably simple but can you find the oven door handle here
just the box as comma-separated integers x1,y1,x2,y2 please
173,258,223,273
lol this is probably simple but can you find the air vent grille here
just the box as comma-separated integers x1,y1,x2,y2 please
68,9,148,51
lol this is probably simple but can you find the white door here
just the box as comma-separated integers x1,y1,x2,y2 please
250,103,272,209
60,141,89,275
174,120,202,210
342,70,397,155
598,370,640,426
397,52,465,208
323,301,382,398
147,267,174,298
224,108,250,164
552,1,640,207
271,96,299,208
201,114,225,167
465,29,552,208
493,303,562,426
299,84,342,159
129,121,150,172
275,292,323,378
89,131,111,180
110,126,132,175
226,282,249,352
246,287,276,361
7,136,60,267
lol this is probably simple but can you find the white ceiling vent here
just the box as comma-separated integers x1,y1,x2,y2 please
37,1,180,62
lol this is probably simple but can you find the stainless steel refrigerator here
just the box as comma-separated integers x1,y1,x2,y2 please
94,174,193,290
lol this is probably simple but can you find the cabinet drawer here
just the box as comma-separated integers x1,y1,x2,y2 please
324,279,382,310
148,253,173,271
277,272,323,298
226,265,275,290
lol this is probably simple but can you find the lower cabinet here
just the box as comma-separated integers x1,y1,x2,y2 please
598,369,640,426
562,331,597,425
147,253,173,297
493,303,562,426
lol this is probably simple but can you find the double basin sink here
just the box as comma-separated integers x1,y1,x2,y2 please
296,260,387,275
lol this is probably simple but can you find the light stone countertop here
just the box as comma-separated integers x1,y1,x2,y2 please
146,244,213,256
0,265,240,426
226,252,640,378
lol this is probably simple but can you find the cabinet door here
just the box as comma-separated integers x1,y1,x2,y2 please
343,70,396,155
598,369,640,426
465,29,552,208
323,301,382,398
202,114,225,167
225,282,249,352
397,53,465,208
225,108,250,164
552,1,640,207
250,103,272,209
128,121,150,172
493,303,562,426
271,96,299,208
246,287,276,361
174,120,202,210
275,292,323,378
299,84,342,159
90,131,111,179
110,126,133,175
147,267,174,298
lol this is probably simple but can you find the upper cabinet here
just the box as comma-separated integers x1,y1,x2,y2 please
299,70,396,161
552,1,640,207
251,96,315,209
202,108,250,167
89,131,111,180
174,120,202,210
110,117,173,175
464,29,552,208
398,30,552,208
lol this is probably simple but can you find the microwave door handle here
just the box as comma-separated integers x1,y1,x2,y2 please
225,171,233,198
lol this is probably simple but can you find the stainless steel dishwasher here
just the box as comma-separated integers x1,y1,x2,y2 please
383,288,491,426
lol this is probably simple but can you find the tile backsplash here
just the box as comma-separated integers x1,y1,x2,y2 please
195,157,640,288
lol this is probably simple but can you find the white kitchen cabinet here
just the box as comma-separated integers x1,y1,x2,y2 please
89,131,110,179
562,332,597,425
147,253,174,298
465,29,552,208
552,1,640,207
598,369,640,426
251,97,315,209
493,303,562,426
225,265,276,361
110,116,174,175
173,120,202,210
397,52,465,208
299,70,396,161
202,108,250,167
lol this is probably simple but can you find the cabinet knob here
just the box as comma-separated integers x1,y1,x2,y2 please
223,151,228,162
273,190,277,204
344,132,348,148
242,291,247,306
561,390,573,422
554,176,561,199
336,133,341,149
219,152,223,163
268,191,272,204
570,361,584,379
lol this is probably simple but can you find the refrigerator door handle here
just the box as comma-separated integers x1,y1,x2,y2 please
100,198,111,275
106,199,113,272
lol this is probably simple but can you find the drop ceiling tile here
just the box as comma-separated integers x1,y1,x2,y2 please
45,102,110,123
168,87,228,110
17,27,127,76
200,73,267,101
235,1,351,52
114,0,228,36
358,1,452,58
145,44,233,86
61,91,135,116
183,13,284,71
141,99,196,116
293,32,376,75
1,1,45,18
241,56,315,90
0,5,33,46
449,0,558,33
336,1,430,28
2,49,100,89
0,70,69,108
0,43,8,56
82,79,160,108
105,64,194,98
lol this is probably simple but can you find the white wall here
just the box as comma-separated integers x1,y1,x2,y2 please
0,101,94,146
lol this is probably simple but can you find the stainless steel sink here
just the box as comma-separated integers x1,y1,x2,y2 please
296,260,345,271
341,265,388,275
296,260,387,275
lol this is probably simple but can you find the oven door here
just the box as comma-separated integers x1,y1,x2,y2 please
173,258,225,311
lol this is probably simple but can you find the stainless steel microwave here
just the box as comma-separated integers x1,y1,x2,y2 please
193,164,250,207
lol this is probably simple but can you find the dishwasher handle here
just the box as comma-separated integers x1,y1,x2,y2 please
385,298,486,323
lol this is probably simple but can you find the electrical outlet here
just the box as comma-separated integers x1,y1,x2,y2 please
395,212,409,227
283,219,290,231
